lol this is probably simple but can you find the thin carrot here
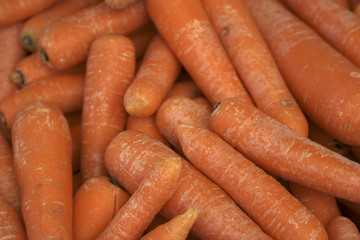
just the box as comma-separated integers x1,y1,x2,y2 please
20,0,102,52
104,129,272,240
81,35,135,180
0,73,84,130
326,216,360,239
97,157,183,240
105,0,141,9
243,0,360,146
12,101,73,239
73,176,130,240
146,0,253,105
128,22,157,60
38,1,149,70
140,208,200,240
0,197,26,240
0,23,26,101
124,34,181,117
210,97,360,203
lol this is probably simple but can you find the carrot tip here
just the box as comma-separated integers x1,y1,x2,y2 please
21,34,35,52
11,71,25,87
39,47,50,63
125,98,146,117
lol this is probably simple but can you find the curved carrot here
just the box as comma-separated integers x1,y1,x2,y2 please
243,0,360,146
128,22,157,59
146,0,253,105
97,157,182,240
326,216,360,239
0,197,26,240
177,124,328,240
81,35,135,180
12,101,73,239
20,0,102,52
105,0,141,9
73,176,130,240
140,208,200,240
105,130,271,240
124,34,181,117
210,97,360,203
38,1,149,70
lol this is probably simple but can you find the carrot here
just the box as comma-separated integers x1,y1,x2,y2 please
128,22,157,60
0,23,26,101
105,0,141,9
155,96,211,152
81,35,135,180
97,157,183,240
20,0,102,52
177,124,328,240
140,208,200,240
38,1,149,70
243,0,360,146
0,0,58,26
73,176,130,240
165,73,202,100
210,97,360,203
124,34,181,117
0,73,84,130
0,197,26,240
70,122,81,173
146,0,253,105
326,216,360,239
12,101,73,239
105,129,271,240
200,0,308,137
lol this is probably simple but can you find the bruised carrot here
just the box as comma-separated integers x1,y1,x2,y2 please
105,0,140,9
210,98,360,203
0,197,26,240
12,101,73,239
81,35,135,180
0,73,84,130
20,0,102,52
177,124,328,240
147,0,253,105
38,1,149,70
124,34,181,117
243,0,360,146
128,22,157,59
105,130,271,240
73,176,130,240
97,157,183,240
140,208,200,240
326,216,360,239
0,23,26,101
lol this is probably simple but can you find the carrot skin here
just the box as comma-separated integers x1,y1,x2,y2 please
326,216,360,240
105,0,141,9
0,197,26,240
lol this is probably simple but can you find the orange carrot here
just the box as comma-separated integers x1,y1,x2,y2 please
326,216,360,239
0,73,84,130
124,34,181,117
0,23,26,101
0,0,58,26
73,176,130,240
210,97,360,203
38,1,149,70
0,197,26,240
146,0,253,105
165,73,202,100
243,0,360,146
177,124,328,240
105,0,141,9
20,0,102,52
81,35,135,180
12,101,73,239
105,130,271,240
140,208,200,240
128,22,157,59
97,157,183,240
70,122,81,173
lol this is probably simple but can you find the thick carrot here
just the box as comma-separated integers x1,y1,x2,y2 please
81,35,135,180
243,0,360,146
0,23,26,101
177,124,328,240
140,208,200,240
0,197,26,240
326,216,360,239
124,34,181,117
128,22,157,60
12,101,73,239
20,0,102,52
0,73,84,130
146,0,253,105
210,98,360,203
200,0,308,137
38,1,149,70
97,157,182,240
104,130,271,240
105,0,141,9
73,176,130,240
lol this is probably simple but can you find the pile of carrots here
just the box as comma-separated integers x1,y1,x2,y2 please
1,0,360,239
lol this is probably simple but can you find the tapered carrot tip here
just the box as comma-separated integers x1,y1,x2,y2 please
39,47,50,63
182,208,200,223
21,34,35,52
11,71,25,87
125,98,146,117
